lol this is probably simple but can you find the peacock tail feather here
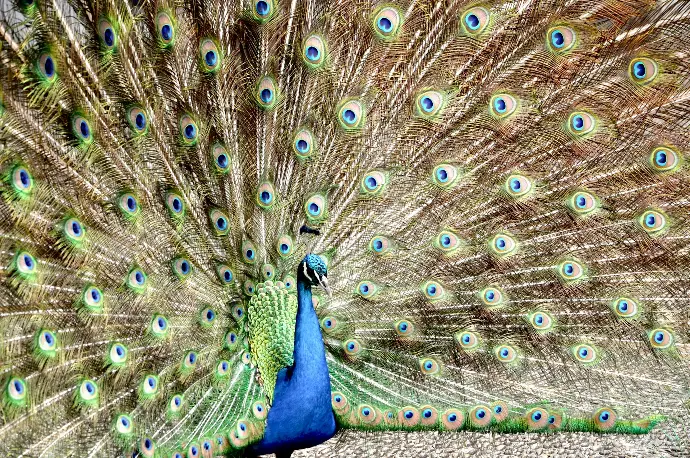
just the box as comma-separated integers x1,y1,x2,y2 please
1,0,689,456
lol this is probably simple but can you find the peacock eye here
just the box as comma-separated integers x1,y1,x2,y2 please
529,311,554,332
127,268,147,292
243,279,255,296
293,128,315,159
373,6,402,38
15,251,37,276
199,38,221,72
115,414,133,435
494,344,518,363
179,114,198,144
419,357,440,375
156,11,175,45
343,338,362,356
304,194,327,222
573,343,597,363
257,182,277,208
255,76,278,109
435,230,461,254
83,285,104,311
442,409,464,430
526,408,549,429
547,25,576,52
118,193,139,216
199,307,216,326
172,257,193,279
455,330,479,350
253,0,275,22
357,280,379,299
567,111,596,136
209,209,230,235
303,35,326,68
505,174,531,197
612,297,639,319
98,18,117,49
648,328,673,349
337,100,364,130
422,280,444,300
38,53,57,80
72,114,93,144
490,93,518,119
151,315,169,338
216,359,231,377
258,263,274,281
649,146,681,172
64,217,86,244
253,400,268,420
210,143,230,172
490,233,517,256
568,191,598,215
639,209,667,234
361,171,387,195
593,407,616,430
432,163,459,188
12,166,34,194
108,343,128,365
557,260,584,281
480,286,504,307
415,90,445,118
629,57,658,84
276,235,294,257
126,106,147,134
241,240,257,264
394,319,414,336
461,7,490,34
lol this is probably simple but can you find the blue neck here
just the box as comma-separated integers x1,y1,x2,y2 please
249,277,336,456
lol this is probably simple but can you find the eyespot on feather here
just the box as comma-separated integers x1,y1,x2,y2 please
303,35,326,68
461,7,490,35
546,25,576,53
337,99,365,130
373,6,402,39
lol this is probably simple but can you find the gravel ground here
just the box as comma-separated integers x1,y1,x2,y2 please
281,410,690,457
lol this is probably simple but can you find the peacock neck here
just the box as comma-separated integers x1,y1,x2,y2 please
293,278,330,381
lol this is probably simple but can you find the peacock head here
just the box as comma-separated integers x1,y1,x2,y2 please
299,254,331,296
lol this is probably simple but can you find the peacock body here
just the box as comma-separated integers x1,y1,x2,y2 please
0,0,689,456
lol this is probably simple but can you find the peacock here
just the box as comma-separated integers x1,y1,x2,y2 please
0,0,689,456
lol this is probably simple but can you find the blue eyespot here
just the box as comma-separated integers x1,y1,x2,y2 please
185,124,196,139
44,56,55,77
599,411,609,422
494,97,507,113
205,50,217,67
476,408,486,419
448,413,457,421
246,249,254,260
256,0,269,16
359,284,369,294
465,13,480,30
579,347,588,358
551,30,564,47
260,88,273,103
423,409,432,418
494,406,502,414
572,115,584,130
306,46,320,61
378,17,392,33
161,24,172,41
427,284,436,295
420,96,434,112
104,28,115,47
437,168,448,181
399,322,407,331
633,61,646,79
347,342,355,351
309,202,320,215
405,410,414,419
509,178,521,192
532,411,542,421
343,109,356,124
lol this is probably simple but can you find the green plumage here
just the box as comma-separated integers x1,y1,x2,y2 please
0,0,689,456
248,280,298,400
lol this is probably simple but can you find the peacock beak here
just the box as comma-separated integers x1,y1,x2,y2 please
318,274,332,298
